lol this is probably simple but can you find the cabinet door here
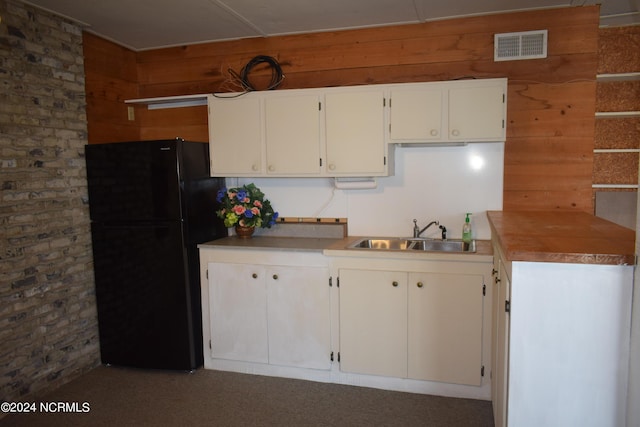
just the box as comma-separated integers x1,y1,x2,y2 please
389,88,443,142
491,253,501,416
208,262,268,363
265,95,321,175
339,269,407,377
266,266,331,369
494,261,511,427
408,272,484,385
448,85,505,141
325,91,386,175
208,95,263,175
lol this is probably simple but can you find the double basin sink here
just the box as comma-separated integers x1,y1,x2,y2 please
348,238,476,253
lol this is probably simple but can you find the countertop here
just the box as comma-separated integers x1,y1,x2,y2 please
487,210,636,265
199,235,494,259
199,235,346,252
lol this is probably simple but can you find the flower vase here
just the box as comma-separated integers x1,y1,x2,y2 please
235,225,255,239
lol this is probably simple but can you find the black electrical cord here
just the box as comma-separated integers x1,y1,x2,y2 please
239,55,284,91
213,55,285,98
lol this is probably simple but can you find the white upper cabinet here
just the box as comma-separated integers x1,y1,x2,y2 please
208,87,389,178
207,78,507,177
389,88,443,142
325,90,386,176
389,78,507,144
208,95,262,175
448,82,506,142
265,94,322,175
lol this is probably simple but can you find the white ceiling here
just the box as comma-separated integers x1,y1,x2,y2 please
21,0,640,51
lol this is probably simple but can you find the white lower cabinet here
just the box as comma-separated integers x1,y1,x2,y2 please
339,269,408,378
408,272,484,385
491,245,511,427
207,260,331,370
209,262,269,363
265,264,331,370
200,246,494,400
339,267,485,386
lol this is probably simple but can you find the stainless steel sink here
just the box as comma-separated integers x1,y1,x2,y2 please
348,238,475,253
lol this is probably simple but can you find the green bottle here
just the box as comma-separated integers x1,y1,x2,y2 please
462,213,472,243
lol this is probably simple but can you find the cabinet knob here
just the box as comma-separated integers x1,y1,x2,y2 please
417,282,424,288
251,164,259,171
451,129,460,137
268,165,275,172
252,273,258,279
392,281,398,287
328,164,336,171
430,129,438,137
272,274,278,280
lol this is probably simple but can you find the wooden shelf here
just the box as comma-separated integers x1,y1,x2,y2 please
595,111,640,118
596,72,640,82
125,94,208,110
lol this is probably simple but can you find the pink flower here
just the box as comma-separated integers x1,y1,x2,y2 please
251,207,260,215
253,200,262,208
232,205,246,215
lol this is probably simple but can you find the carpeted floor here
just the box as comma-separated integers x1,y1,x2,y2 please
1,366,494,426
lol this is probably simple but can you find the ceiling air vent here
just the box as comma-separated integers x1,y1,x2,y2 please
494,30,548,61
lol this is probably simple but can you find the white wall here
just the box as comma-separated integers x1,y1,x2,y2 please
234,142,503,239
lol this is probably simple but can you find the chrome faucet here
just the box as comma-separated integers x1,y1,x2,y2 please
413,219,439,238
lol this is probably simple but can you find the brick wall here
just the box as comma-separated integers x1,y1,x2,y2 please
0,0,100,403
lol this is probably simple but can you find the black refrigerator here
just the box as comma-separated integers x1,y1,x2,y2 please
85,138,227,371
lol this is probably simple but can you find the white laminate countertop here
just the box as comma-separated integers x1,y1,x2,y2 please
199,235,494,261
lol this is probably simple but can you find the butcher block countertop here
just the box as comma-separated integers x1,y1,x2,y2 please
487,210,636,265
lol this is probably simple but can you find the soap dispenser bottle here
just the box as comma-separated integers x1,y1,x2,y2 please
462,213,472,243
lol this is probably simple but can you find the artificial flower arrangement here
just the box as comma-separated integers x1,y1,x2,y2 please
216,183,279,229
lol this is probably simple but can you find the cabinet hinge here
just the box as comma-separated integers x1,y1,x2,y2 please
329,277,332,287
320,158,323,167
481,365,485,377
482,284,486,296
330,351,334,362
505,300,511,313
502,119,505,129
209,339,212,349
206,269,208,280
337,277,340,288
383,98,386,107
319,102,322,111
384,156,387,166
338,352,341,362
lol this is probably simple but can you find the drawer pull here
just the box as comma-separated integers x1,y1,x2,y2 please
252,273,258,279
392,281,398,287
417,282,424,288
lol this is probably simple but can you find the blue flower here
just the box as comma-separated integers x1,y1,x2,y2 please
236,190,247,202
268,211,279,226
245,210,254,218
216,188,227,203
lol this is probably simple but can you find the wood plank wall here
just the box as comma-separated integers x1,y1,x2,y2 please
83,33,140,143
83,6,602,212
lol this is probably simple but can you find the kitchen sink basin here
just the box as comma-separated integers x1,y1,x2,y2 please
348,238,475,253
